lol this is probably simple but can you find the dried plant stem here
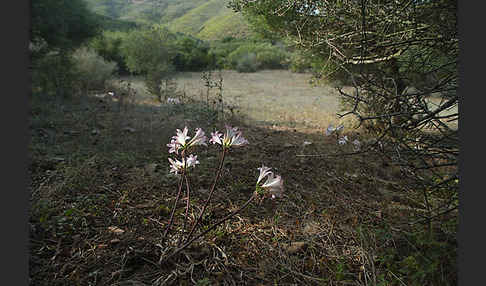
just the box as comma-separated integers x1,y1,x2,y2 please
185,149,226,242
161,193,256,263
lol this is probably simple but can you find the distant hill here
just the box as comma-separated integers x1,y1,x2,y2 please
84,0,253,40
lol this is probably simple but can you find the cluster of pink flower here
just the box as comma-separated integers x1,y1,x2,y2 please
166,127,206,174
325,124,361,151
166,125,283,198
162,125,284,256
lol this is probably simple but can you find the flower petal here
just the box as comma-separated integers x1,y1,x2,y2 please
352,139,361,151
173,127,190,147
186,154,200,168
187,128,207,147
209,131,223,145
261,174,284,198
257,165,273,185
338,136,348,145
325,124,335,136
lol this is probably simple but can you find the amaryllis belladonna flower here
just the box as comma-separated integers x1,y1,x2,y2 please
168,154,200,174
209,125,249,148
352,139,361,151
256,165,284,199
167,127,207,154
338,136,349,145
325,124,344,136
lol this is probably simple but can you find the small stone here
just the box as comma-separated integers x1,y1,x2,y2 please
50,157,65,162
123,127,136,133
303,222,320,236
284,241,308,254
108,226,125,235
144,163,159,175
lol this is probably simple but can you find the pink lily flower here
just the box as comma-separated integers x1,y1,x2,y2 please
257,165,273,185
209,125,249,148
168,154,200,174
261,173,284,199
338,136,348,145
256,165,284,199
325,124,344,136
167,127,207,154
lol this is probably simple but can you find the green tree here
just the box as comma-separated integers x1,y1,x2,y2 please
121,26,177,101
30,0,100,54
229,2,458,283
172,35,213,71
90,30,130,74
30,0,101,97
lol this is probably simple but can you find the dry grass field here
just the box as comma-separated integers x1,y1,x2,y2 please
123,70,457,132
123,70,357,132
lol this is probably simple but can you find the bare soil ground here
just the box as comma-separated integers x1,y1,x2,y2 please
29,71,456,285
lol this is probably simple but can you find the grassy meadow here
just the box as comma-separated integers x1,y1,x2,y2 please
29,70,457,285
124,70,357,131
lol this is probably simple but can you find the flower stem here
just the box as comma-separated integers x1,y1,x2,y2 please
161,193,255,263
163,173,184,238
178,174,191,246
185,148,226,242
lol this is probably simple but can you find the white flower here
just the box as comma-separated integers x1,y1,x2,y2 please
167,127,207,154
326,124,344,136
168,154,199,174
256,165,284,199
167,139,178,154
209,131,223,145
167,97,180,104
168,157,184,174
338,136,348,145
352,139,361,151
173,127,190,147
257,165,273,185
210,125,249,148
223,125,249,147
325,124,335,136
185,154,200,168
261,173,284,199
187,128,207,147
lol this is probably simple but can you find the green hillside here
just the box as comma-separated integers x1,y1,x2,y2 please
197,10,252,40
83,0,253,40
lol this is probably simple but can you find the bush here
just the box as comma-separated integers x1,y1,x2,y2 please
172,35,214,71
289,50,312,73
236,53,260,73
72,47,118,93
227,42,288,72
256,49,288,69
120,26,176,75
89,31,129,74
208,39,247,69
145,64,176,102
120,26,177,101
31,52,78,97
